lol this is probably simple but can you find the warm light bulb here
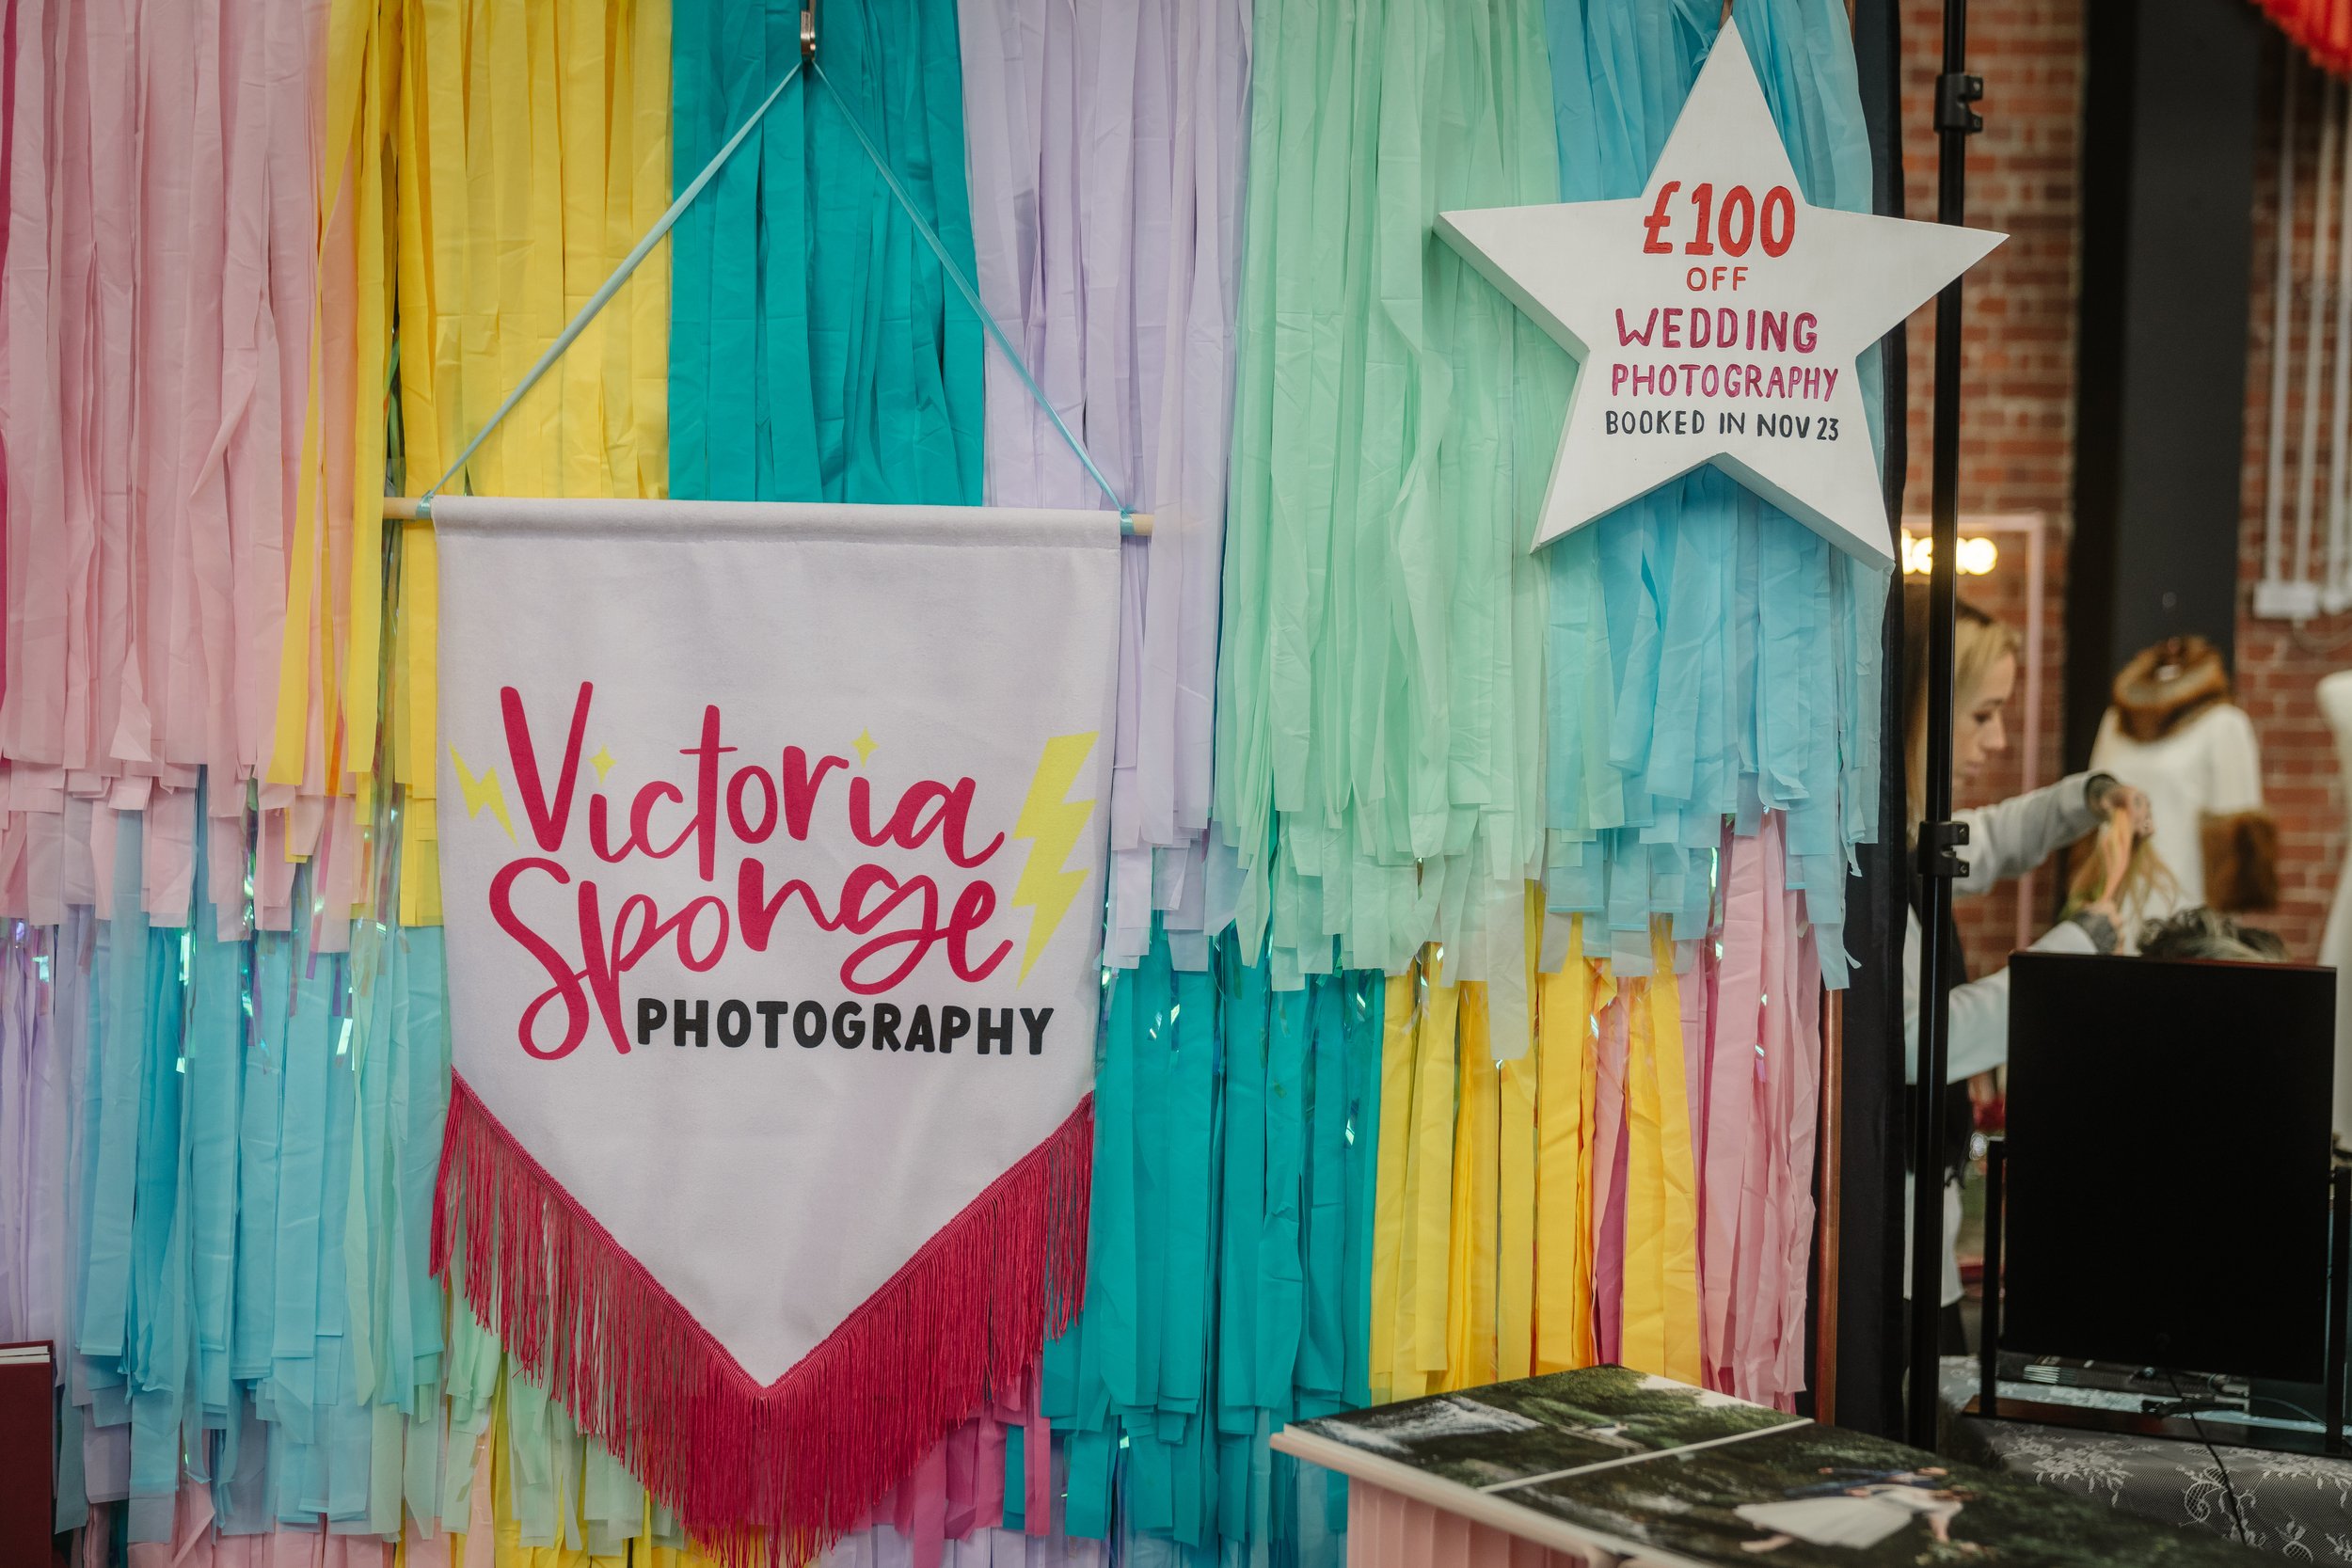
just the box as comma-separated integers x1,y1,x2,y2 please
1898,531,1998,575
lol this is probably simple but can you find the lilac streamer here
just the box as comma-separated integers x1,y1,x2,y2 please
959,0,1252,971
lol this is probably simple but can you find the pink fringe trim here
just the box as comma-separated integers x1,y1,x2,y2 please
430,1074,1093,1562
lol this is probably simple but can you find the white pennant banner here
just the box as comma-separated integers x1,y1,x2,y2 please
430,496,1119,1550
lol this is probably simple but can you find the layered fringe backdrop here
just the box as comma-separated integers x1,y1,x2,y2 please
0,0,1891,1561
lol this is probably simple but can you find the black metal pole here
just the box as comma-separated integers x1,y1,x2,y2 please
2328,1165,2348,1453
1907,0,1983,1451
1978,1136,2002,1419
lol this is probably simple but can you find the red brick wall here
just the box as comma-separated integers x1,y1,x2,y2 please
2235,49,2347,965
1899,1,2083,975
1897,15,2347,968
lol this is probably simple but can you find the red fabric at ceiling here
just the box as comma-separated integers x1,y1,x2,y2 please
2259,0,2352,78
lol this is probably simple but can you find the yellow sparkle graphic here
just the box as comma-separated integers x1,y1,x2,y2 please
589,746,618,783
852,728,880,768
1010,734,1099,984
447,746,517,843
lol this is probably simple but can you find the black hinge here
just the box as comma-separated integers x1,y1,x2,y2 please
1916,819,1971,880
1936,72,1985,135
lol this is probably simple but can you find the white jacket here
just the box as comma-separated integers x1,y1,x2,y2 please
2088,703,2262,918
1899,772,2108,1307
1902,770,2107,1088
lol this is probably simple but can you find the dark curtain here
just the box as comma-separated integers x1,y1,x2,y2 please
1828,0,1911,1440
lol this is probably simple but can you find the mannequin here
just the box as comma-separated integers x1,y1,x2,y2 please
2318,671,2352,1140
2088,638,2272,929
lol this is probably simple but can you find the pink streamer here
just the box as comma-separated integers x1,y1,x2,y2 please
1780,920,1822,1401
1694,812,1826,1409
1348,1479,1612,1568
1590,1000,1630,1364
0,0,323,932
1703,823,1763,1389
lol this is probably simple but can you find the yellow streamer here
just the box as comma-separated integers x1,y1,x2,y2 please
1494,893,1542,1380
1406,952,1458,1386
269,0,381,789
1368,969,1415,1403
1441,986,1499,1391
401,0,670,505
1532,912,1592,1373
1650,926,1704,1383
1615,926,1703,1383
342,5,398,788
1621,965,1667,1373
1362,910,1713,1403
391,0,670,926
283,0,670,925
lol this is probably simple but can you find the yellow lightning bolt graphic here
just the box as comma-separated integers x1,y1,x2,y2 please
447,745,517,843
1009,733,1099,984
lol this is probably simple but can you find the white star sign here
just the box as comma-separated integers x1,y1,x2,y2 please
1436,18,2003,568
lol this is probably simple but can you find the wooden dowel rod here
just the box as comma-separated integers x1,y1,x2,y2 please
376,496,1151,536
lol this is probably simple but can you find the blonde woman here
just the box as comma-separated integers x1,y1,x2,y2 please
1899,583,2152,1339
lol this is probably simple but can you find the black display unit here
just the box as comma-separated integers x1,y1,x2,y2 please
1979,949,2346,1453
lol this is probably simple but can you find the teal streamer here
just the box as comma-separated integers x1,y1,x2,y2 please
1049,928,1380,1566
1540,0,1892,984
809,60,1130,521
1000,1425,1025,1532
669,0,983,503
670,5,1065,1546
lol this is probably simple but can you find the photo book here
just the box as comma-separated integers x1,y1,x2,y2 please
1272,1365,2254,1565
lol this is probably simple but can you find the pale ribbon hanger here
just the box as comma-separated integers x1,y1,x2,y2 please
385,0,1148,537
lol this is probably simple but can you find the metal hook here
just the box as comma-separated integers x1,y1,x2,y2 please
802,0,817,61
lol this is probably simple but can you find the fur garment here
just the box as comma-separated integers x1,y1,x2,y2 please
2111,636,2231,741
2201,809,2281,912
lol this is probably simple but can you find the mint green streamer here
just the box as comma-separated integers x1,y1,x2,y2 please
1213,0,1569,980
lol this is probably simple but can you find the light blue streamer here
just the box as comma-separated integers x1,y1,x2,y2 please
40,788,469,1537
1540,0,1892,982
188,887,245,1430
